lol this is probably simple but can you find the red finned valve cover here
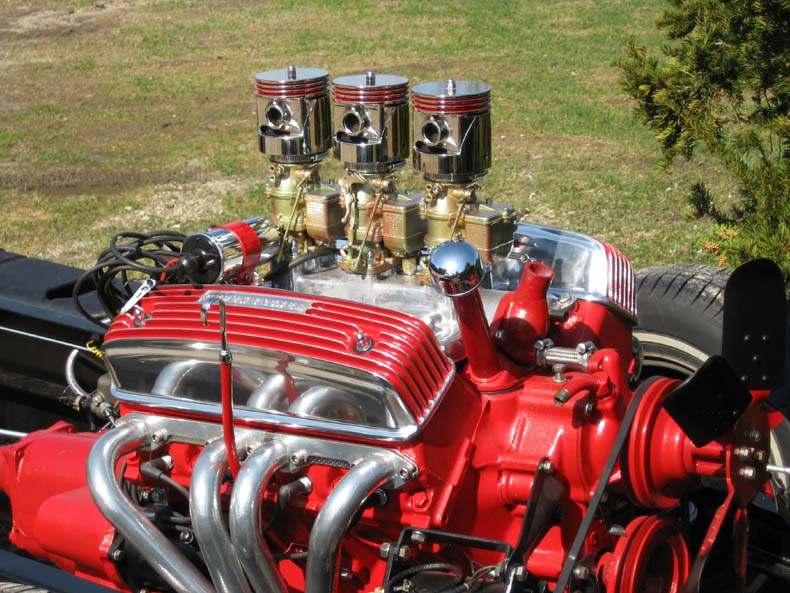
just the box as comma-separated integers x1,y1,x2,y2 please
102,284,455,442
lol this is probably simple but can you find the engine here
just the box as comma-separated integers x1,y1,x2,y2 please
0,66,784,593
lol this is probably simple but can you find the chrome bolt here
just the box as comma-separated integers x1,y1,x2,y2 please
179,530,194,544
290,450,307,467
584,400,596,416
287,65,296,81
150,429,167,447
552,364,567,383
747,429,762,443
572,565,590,580
538,459,554,474
110,549,125,562
608,524,627,537
447,78,457,96
734,447,752,459
410,531,426,544
354,331,374,353
380,542,392,559
755,450,767,462
738,466,757,480
397,545,411,560
513,566,528,581
366,70,376,85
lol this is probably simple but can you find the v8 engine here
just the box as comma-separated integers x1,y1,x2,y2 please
0,66,787,593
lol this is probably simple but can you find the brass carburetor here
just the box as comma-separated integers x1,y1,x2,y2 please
332,72,424,274
412,79,516,264
256,67,517,279
255,66,344,258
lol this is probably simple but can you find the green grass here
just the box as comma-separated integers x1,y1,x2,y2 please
0,0,734,269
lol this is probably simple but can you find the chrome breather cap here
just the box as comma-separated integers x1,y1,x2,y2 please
428,239,484,297
255,65,332,164
412,79,492,183
332,71,410,173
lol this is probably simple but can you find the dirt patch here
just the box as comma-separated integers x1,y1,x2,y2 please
97,176,257,231
0,164,189,197
0,1,148,39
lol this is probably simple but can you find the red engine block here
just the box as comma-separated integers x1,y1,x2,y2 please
0,261,772,593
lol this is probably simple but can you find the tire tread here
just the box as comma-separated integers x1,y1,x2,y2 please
636,264,730,355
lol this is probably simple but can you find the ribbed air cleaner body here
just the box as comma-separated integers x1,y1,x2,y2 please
255,66,331,163
332,71,410,173
412,79,492,183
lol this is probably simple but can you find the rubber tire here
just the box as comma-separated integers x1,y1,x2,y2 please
635,264,790,524
635,264,730,378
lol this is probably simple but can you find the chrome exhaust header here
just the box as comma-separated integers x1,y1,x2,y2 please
86,421,216,593
229,441,290,593
305,452,405,593
87,414,416,593
191,438,254,593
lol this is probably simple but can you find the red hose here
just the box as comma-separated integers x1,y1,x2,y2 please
220,361,240,478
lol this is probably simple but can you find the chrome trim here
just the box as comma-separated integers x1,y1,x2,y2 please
86,421,216,593
0,324,91,352
229,441,290,593
0,428,27,439
199,290,313,314
576,294,638,325
288,385,369,423
65,349,90,398
305,453,405,593
106,337,455,442
111,386,421,441
190,438,254,593
114,413,418,488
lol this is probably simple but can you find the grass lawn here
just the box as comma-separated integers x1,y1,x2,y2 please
0,0,730,270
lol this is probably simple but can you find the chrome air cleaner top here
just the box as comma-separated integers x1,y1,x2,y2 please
411,79,492,183
255,65,331,163
332,71,410,173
